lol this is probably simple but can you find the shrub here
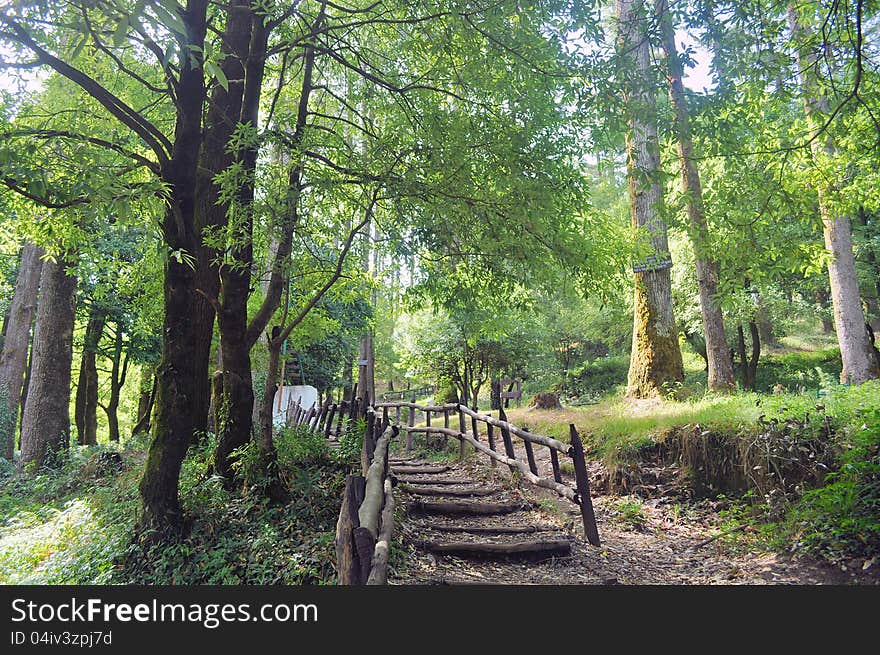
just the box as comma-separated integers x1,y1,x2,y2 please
565,355,629,401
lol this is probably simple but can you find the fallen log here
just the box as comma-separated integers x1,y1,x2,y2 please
408,499,525,516
400,484,498,497
416,539,572,557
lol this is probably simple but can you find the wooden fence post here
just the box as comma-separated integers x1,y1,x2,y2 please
522,425,538,476
458,405,467,461
425,409,431,449
485,417,497,468
336,400,348,437
363,411,375,476
569,424,600,546
335,474,366,584
550,448,562,483
325,403,337,439
407,400,415,452
497,406,517,473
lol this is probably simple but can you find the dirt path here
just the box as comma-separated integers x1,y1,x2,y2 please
388,452,879,585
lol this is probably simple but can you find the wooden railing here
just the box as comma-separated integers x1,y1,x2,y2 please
334,400,600,585
334,408,398,585
286,396,365,438
374,401,600,547
378,385,434,402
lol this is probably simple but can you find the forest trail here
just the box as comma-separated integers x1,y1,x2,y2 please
387,454,877,585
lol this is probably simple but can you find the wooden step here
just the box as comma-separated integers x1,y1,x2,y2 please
394,477,473,485
392,465,450,475
400,484,498,497
416,538,572,558
421,524,559,535
408,499,526,516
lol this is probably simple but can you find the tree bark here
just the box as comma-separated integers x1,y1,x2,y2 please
138,0,210,534
657,0,735,392
74,304,106,446
618,0,684,397
132,367,156,437
857,207,880,331
18,258,77,469
191,0,253,440
0,242,43,460
788,6,879,383
101,322,129,443
255,336,289,502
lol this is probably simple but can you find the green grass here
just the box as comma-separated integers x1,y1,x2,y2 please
0,426,361,585
509,357,880,564
0,445,139,584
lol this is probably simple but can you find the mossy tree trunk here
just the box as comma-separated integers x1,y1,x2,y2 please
657,0,734,392
617,0,684,398
19,258,77,469
138,1,210,534
0,242,43,460
210,2,263,483
191,0,254,441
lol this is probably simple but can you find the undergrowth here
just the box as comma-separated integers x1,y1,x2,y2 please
1,423,363,585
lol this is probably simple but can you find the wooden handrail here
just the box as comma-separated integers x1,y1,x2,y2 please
400,425,577,501
374,401,570,454
335,421,399,585
376,399,601,548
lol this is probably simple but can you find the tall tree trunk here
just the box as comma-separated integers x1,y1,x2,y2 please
74,305,106,446
748,320,761,388
256,337,289,502
101,323,129,443
0,242,43,460
857,207,880,331
342,358,354,402
213,6,270,482
191,0,253,441
755,298,780,349
18,259,77,469
138,0,209,534
657,0,735,393
132,367,156,437
618,0,684,397
788,6,879,383
816,288,834,333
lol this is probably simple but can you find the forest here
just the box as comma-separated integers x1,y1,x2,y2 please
0,0,878,586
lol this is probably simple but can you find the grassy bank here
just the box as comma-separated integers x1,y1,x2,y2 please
504,349,880,565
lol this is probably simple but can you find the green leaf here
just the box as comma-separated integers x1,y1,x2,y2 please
205,60,229,92
112,16,129,46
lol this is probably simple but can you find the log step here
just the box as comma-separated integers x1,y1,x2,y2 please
416,539,572,558
400,484,498,497
422,524,560,535
392,465,450,475
408,499,526,516
394,477,473,485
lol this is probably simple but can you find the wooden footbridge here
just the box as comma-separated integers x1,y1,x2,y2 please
334,401,600,585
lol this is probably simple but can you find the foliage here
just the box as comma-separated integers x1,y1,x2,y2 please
564,355,631,401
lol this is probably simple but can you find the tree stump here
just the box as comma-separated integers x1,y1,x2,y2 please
530,392,561,409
